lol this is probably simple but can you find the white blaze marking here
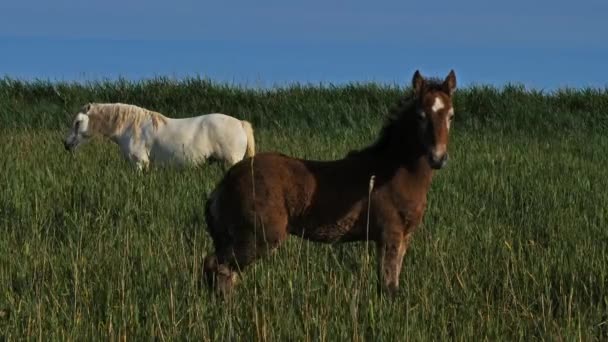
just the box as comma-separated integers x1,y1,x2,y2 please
447,108,454,130
432,97,445,112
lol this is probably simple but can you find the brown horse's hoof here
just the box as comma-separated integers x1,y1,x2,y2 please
202,255,218,288
378,283,399,299
386,285,399,299
216,264,238,298
202,255,238,297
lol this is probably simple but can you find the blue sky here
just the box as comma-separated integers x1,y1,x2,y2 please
0,0,606,89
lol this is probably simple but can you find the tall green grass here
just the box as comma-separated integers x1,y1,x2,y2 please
1,77,607,133
0,78,607,340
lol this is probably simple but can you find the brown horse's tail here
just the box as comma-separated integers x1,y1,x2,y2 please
240,120,255,158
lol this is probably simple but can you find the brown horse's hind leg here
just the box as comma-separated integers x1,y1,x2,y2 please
204,217,289,297
227,216,289,271
377,232,412,297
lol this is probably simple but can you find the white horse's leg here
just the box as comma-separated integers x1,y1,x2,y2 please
129,151,150,172
134,160,149,172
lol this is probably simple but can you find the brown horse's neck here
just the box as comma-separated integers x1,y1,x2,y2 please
347,114,431,185
349,147,433,189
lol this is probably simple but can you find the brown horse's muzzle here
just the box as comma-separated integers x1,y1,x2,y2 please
428,152,448,169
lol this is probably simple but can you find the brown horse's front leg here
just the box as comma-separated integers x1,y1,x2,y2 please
377,232,412,297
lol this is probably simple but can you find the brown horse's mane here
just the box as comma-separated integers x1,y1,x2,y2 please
347,78,447,159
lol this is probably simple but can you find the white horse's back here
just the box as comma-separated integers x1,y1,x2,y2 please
150,113,254,166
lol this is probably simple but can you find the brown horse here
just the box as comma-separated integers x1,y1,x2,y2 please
203,70,457,296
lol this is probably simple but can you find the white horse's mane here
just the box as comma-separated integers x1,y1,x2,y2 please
85,103,168,138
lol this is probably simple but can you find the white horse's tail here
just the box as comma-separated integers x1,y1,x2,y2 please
240,120,255,158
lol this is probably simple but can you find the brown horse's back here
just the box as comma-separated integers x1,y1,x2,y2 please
212,152,315,221
206,152,373,265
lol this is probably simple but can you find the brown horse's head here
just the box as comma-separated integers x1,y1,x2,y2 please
411,70,457,169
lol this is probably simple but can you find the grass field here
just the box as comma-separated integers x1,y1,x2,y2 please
0,78,607,340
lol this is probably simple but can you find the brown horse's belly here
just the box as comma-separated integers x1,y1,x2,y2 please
288,218,368,243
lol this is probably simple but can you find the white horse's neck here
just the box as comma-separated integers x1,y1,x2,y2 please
88,113,157,145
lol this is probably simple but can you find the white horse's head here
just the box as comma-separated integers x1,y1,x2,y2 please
64,104,93,151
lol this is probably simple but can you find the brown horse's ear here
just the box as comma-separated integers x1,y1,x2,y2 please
443,70,457,95
412,70,425,97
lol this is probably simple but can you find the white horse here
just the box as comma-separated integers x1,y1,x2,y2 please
64,103,255,170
